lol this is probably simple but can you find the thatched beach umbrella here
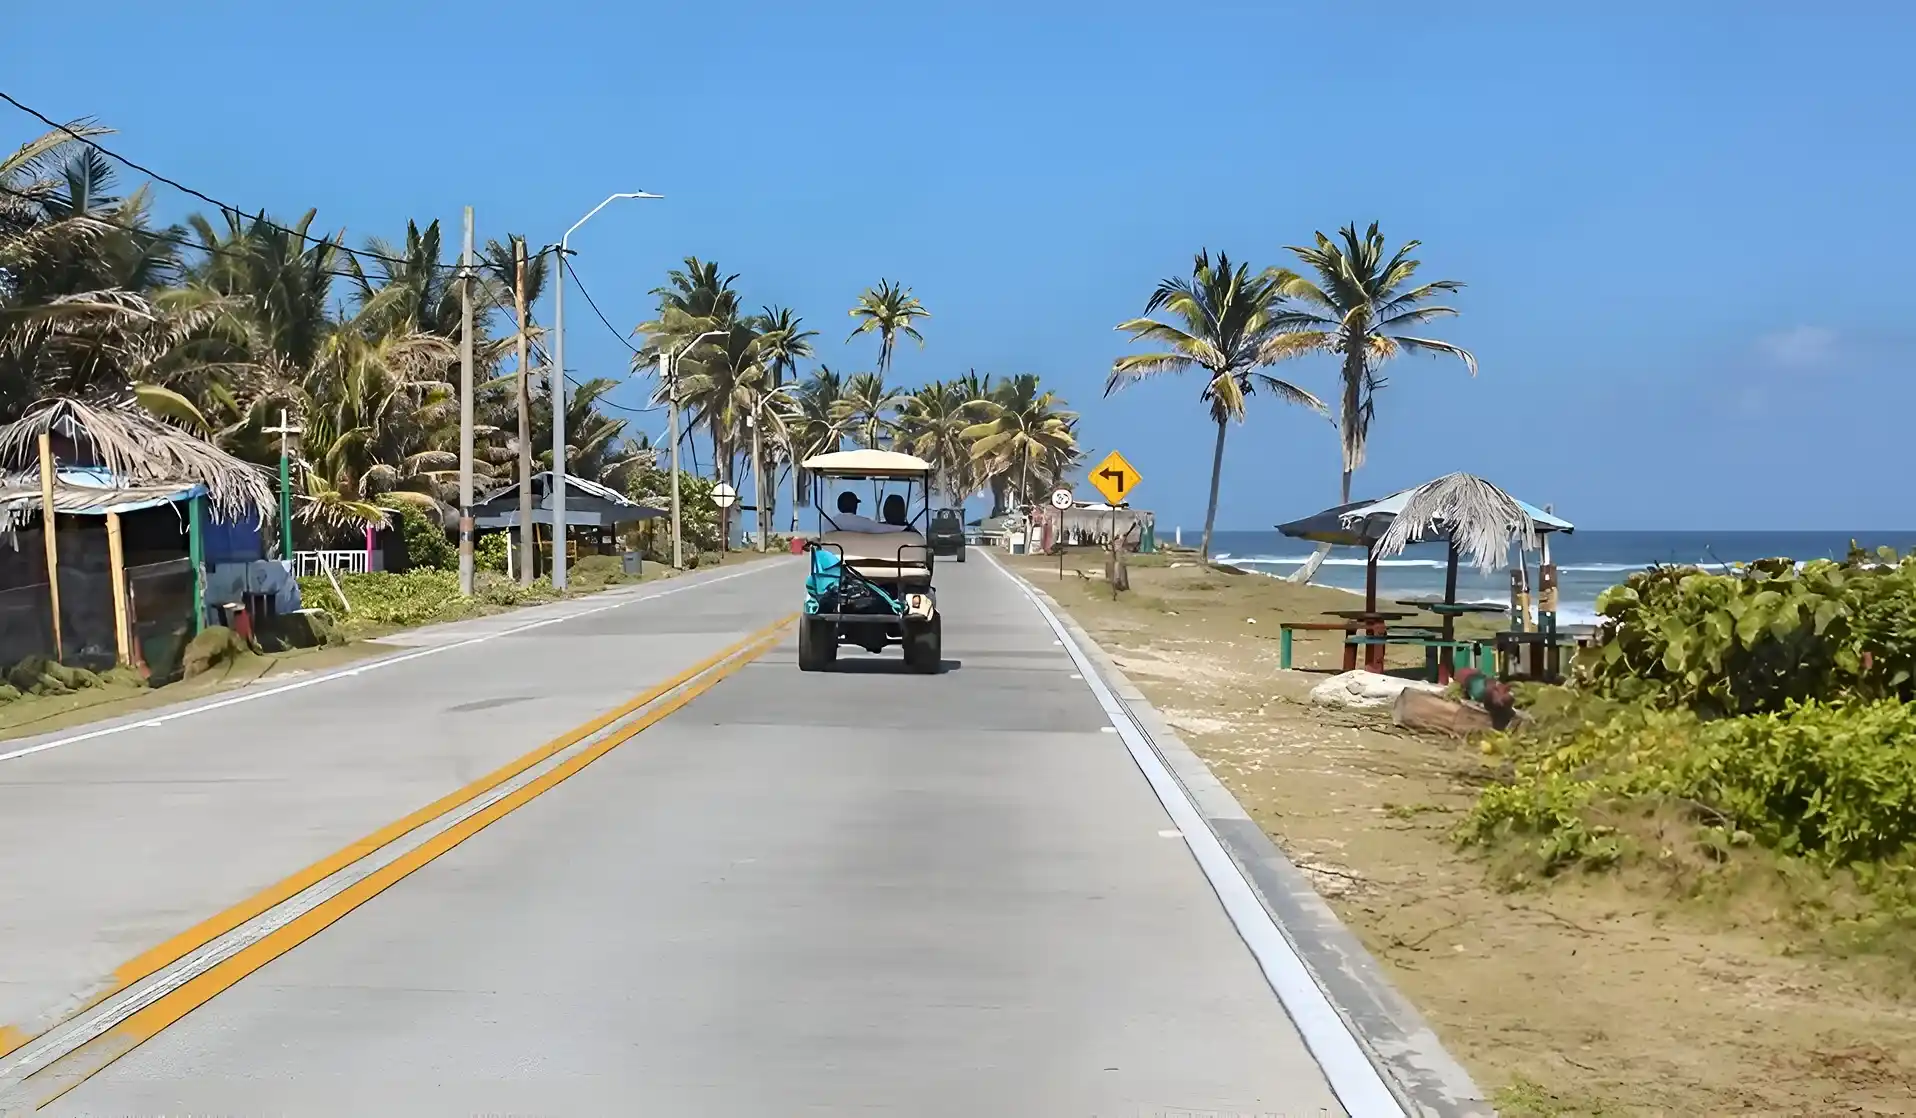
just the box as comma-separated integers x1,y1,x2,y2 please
1367,472,1572,604
1279,473,1572,613
0,396,275,523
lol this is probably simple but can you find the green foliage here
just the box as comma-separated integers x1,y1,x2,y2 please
475,531,509,573
384,501,456,572
1575,548,1916,716
298,570,468,627
1463,699,1916,875
621,466,720,560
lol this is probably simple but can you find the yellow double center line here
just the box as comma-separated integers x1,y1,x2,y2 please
1,613,794,1109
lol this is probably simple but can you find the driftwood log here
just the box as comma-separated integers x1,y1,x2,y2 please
1393,688,1501,737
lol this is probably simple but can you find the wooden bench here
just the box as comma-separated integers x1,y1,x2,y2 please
1278,621,1362,671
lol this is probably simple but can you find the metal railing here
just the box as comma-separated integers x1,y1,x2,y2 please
293,550,370,576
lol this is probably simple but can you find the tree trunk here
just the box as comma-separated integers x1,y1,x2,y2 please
753,416,767,551
1199,416,1227,563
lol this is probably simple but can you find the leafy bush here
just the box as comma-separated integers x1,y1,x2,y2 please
1463,699,1916,873
476,532,509,573
1575,548,1916,715
298,570,466,627
382,501,455,572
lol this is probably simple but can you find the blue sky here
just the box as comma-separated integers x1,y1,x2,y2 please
5,2,1913,530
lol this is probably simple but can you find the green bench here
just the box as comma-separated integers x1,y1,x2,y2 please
1346,631,1492,681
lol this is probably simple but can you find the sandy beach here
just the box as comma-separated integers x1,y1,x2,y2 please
1011,549,1916,1117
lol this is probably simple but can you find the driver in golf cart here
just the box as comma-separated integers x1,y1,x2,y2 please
826,491,909,535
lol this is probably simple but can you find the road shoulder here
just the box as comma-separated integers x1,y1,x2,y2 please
993,555,1491,1118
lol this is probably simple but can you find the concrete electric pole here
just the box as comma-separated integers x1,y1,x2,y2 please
458,205,476,597
514,239,535,585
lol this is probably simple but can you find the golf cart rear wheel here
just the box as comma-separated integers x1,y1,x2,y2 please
798,616,837,671
956,547,966,563
903,615,941,674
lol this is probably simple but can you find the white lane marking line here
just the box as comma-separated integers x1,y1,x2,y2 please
1099,726,1118,734
1070,673,1083,680
1158,829,1184,839
0,563,783,766
982,551,1407,1118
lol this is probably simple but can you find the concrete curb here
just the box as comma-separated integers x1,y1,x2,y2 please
1005,565,1493,1118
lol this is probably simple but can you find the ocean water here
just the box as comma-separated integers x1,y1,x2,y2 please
1204,530,1916,626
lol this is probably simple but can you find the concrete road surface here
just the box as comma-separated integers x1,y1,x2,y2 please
3,555,1380,1116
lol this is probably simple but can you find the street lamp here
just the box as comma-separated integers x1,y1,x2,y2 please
550,190,660,590
659,329,727,569
743,383,794,552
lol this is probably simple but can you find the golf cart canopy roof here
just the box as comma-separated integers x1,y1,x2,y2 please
801,449,934,477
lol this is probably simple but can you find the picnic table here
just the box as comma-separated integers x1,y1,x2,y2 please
1419,601,1506,682
1325,609,1414,672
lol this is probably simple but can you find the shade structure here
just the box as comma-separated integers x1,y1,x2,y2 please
1279,474,1575,673
471,472,664,529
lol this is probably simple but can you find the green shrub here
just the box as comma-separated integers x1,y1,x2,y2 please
1575,547,1916,715
298,570,464,627
382,501,455,572
1462,699,1916,873
476,532,509,573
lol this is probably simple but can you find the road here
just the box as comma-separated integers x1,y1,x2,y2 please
0,554,1380,1116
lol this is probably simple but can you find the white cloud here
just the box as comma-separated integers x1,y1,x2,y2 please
1755,325,1840,370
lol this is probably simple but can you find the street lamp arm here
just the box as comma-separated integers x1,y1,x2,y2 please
562,191,663,247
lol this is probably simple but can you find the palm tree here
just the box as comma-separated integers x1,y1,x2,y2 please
965,373,1080,514
1264,222,1474,507
784,366,846,530
1109,249,1324,561
897,380,977,505
846,279,928,375
833,369,904,450
749,305,815,529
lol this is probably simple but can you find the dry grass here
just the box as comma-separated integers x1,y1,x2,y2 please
1015,551,1916,1117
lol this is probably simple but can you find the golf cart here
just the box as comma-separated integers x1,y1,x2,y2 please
928,508,966,562
798,449,941,673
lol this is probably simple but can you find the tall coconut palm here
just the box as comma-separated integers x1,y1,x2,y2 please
897,380,977,505
833,369,904,450
1109,249,1324,562
964,373,1080,513
749,305,815,529
1264,222,1475,506
846,279,928,375
784,366,846,530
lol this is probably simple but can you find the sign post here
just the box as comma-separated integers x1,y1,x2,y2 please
711,482,738,558
1049,488,1072,580
1088,452,1142,599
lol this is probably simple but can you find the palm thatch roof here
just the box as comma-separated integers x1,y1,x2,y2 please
0,396,275,525
1369,472,1563,572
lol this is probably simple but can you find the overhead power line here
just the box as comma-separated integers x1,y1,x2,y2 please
2,89,463,275
560,256,643,356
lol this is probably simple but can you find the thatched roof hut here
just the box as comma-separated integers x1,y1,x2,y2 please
0,397,276,531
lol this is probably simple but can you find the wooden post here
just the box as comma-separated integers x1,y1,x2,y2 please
37,431,63,659
188,494,206,635
106,510,131,665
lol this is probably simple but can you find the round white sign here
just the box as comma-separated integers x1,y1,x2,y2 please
1049,488,1073,510
711,483,738,509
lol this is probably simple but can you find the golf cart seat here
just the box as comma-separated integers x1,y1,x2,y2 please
813,529,932,583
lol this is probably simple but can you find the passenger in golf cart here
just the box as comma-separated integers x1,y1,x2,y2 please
798,449,942,673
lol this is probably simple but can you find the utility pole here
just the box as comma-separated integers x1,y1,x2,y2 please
750,410,767,551
263,408,302,561
551,243,569,590
663,350,681,570
457,206,476,596
514,239,535,585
